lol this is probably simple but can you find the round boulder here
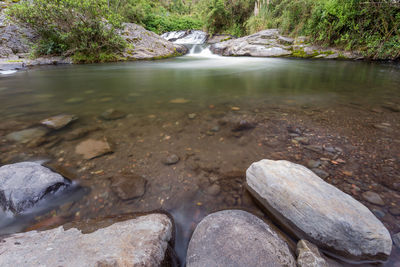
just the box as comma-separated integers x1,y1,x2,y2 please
186,209,296,267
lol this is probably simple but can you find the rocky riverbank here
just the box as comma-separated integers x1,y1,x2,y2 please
0,8,186,72
209,29,363,60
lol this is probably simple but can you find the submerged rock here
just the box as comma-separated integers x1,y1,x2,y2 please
111,174,147,200
296,240,327,267
0,214,172,266
186,210,296,267
40,114,77,130
162,154,180,165
6,127,49,144
0,162,68,214
75,138,113,160
362,191,385,206
100,109,126,121
246,159,392,262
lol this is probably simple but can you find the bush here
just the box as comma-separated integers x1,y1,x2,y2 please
245,0,400,60
8,0,126,62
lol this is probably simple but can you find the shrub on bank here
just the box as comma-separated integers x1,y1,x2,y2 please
8,0,126,62
245,0,400,60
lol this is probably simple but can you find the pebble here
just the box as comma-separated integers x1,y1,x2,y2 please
372,209,385,219
210,126,220,132
100,109,126,121
162,154,180,165
306,160,321,169
393,233,400,249
388,207,400,216
188,113,196,119
231,120,256,132
111,174,147,200
294,137,309,145
205,184,221,196
362,191,385,206
311,168,329,179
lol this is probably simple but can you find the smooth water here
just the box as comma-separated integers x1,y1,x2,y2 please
0,53,399,266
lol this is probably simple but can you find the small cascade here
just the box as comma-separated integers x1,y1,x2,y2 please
162,30,208,45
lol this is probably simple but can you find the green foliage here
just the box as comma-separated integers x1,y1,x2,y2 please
246,0,400,60
8,0,126,62
197,0,255,36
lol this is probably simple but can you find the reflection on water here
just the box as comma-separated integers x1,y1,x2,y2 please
0,55,399,266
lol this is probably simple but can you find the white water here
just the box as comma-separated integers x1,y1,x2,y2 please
162,30,208,45
0,70,17,75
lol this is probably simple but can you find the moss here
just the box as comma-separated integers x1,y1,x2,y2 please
7,59,23,62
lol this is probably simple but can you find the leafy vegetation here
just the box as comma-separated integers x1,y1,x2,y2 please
8,0,126,62
245,0,400,60
7,0,400,61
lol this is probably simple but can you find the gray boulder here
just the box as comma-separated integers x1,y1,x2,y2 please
210,29,291,57
246,159,392,262
0,214,172,266
186,209,296,267
120,23,187,60
0,162,68,214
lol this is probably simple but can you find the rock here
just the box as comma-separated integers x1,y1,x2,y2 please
188,113,197,119
75,138,113,160
393,233,400,249
382,103,400,112
246,159,392,262
40,114,77,130
121,23,187,60
372,209,385,219
100,109,126,121
207,34,235,44
170,98,190,104
311,168,329,179
162,154,180,165
294,137,309,145
296,240,327,267
231,120,256,132
0,214,172,266
211,29,292,57
0,162,68,214
64,126,99,141
388,207,400,216
6,127,49,144
186,210,296,267
362,191,385,206
205,184,221,196
111,174,147,200
210,126,220,132
307,159,321,169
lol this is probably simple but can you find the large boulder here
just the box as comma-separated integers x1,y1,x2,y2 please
121,23,187,60
246,159,392,262
210,29,292,57
186,209,296,267
0,162,68,214
0,214,173,266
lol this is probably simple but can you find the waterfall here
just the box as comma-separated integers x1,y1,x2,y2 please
162,30,219,57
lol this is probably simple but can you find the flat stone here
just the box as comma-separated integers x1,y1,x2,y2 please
296,240,327,267
6,127,49,143
0,214,172,266
0,162,68,214
162,154,180,165
246,159,392,262
186,210,296,267
40,114,77,130
307,160,321,169
100,109,126,121
75,138,112,160
111,174,147,200
362,191,385,206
